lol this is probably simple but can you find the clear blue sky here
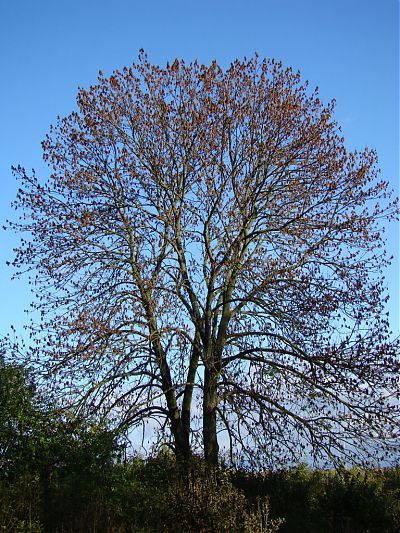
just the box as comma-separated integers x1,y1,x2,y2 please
1,0,398,341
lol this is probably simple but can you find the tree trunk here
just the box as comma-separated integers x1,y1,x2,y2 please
172,417,191,460
203,367,219,465
179,341,200,461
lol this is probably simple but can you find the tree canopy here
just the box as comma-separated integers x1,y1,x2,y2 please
10,52,399,467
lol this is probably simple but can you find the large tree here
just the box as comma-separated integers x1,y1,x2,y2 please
10,53,399,467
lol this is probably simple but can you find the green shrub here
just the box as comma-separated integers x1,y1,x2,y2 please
0,474,42,532
233,464,400,533
1,359,398,533
116,452,283,532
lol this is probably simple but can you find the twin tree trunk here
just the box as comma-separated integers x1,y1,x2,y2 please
168,366,219,466
165,343,220,465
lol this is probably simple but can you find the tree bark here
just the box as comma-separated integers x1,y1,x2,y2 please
180,341,200,459
171,417,191,460
203,366,219,465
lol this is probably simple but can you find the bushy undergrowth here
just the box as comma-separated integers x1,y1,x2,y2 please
1,454,400,532
1,361,399,532
234,464,400,533
1,452,283,532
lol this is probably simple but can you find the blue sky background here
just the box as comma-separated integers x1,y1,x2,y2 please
1,0,398,342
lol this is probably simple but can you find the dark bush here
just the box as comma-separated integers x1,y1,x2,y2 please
1,360,399,532
233,464,400,533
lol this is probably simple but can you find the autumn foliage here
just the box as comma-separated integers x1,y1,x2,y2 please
10,52,399,467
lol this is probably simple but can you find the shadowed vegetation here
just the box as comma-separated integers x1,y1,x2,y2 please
1,359,399,532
